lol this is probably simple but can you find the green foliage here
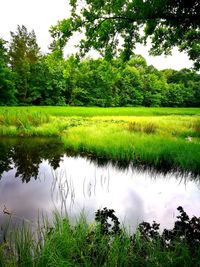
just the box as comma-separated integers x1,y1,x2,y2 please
41,55,200,107
193,120,200,136
0,38,16,105
0,106,200,174
1,207,200,267
51,0,200,69
1,24,200,107
40,54,66,105
9,25,40,104
55,55,200,107
128,121,157,134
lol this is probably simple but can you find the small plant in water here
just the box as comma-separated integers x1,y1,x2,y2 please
95,207,121,235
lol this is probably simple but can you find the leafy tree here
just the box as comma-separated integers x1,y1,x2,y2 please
69,58,120,106
163,68,200,106
63,55,81,104
93,59,120,106
41,53,66,105
51,0,200,69
0,38,16,105
142,73,164,107
119,64,143,106
9,25,40,104
166,83,185,107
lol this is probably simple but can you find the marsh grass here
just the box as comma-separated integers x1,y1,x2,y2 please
0,111,70,137
62,123,200,174
0,110,50,127
0,110,53,137
1,207,200,267
193,119,200,136
0,107,200,174
1,106,200,117
128,121,157,134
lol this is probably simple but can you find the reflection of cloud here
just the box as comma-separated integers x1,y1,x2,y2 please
1,155,200,231
117,189,144,231
0,166,54,224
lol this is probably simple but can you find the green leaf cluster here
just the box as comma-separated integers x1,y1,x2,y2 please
0,25,200,107
51,0,200,69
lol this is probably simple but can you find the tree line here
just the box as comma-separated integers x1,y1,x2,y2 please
0,25,200,107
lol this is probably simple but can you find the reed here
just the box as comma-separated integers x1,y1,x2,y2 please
0,107,200,174
193,119,200,136
0,207,200,267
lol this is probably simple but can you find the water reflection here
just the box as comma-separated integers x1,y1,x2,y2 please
0,138,200,231
0,138,198,183
0,138,65,182
49,158,200,230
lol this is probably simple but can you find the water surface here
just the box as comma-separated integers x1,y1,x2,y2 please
0,138,200,231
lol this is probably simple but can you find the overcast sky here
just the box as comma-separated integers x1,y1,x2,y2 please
0,0,193,70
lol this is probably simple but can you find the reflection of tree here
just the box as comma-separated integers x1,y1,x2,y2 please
48,155,63,170
0,138,65,183
11,142,42,182
1,138,199,183
0,143,13,179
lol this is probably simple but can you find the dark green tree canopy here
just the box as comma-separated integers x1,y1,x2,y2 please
50,0,200,69
9,25,40,68
0,38,16,105
9,25,40,103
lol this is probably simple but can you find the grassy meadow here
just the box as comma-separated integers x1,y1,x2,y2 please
0,106,200,174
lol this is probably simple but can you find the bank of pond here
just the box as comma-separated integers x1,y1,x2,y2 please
0,107,200,176
0,137,200,266
0,207,200,266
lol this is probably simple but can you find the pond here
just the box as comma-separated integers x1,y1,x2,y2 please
0,137,200,231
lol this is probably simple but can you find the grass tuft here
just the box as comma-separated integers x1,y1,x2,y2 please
128,121,157,134
1,207,200,267
193,119,200,136
0,107,200,174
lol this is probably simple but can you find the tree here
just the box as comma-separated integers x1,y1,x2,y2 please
41,53,66,105
51,0,200,69
0,38,16,105
9,25,40,104
119,64,143,106
162,68,200,106
64,58,120,106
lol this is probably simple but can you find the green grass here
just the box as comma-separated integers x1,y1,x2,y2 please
61,123,200,174
1,208,200,267
1,106,200,117
0,106,200,174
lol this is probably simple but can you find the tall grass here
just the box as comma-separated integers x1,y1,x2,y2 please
1,207,200,267
128,121,157,134
0,110,50,127
0,107,200,174
62,123,200,174
193,119,200,136
0,110,69,137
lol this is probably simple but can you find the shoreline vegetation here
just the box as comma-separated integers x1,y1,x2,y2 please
0,106,200,175
1,207,200,267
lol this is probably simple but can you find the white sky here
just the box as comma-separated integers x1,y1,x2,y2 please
0,0,193,70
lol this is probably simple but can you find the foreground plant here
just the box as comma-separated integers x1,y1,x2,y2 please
1,206,200,267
